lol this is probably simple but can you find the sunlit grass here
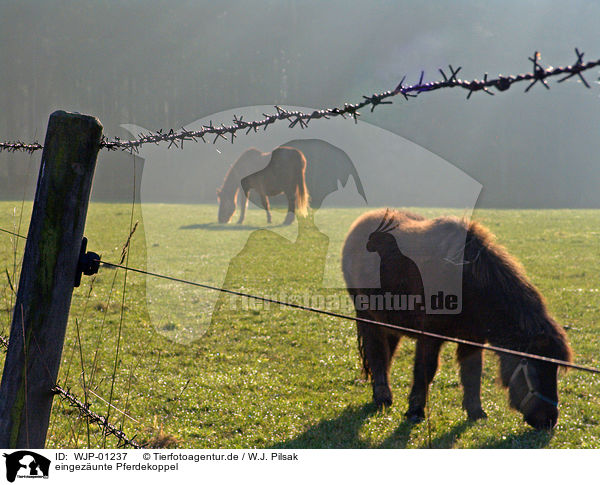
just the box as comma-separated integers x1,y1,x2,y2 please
0,202,599,448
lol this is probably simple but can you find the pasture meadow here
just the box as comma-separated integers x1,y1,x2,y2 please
0,202,599,448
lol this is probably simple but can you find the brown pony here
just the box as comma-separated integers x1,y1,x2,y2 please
217,147,309,225
342,208,572,430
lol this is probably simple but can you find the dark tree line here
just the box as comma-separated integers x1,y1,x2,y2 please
2,0,599,207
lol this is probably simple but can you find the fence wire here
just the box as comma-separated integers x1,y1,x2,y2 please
0,331,142,448
1,49,599,154
0,223,143,448
51,385,142,449
0,141,43,154
98,260,600,374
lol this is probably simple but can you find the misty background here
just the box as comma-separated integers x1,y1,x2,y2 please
1,0,599,208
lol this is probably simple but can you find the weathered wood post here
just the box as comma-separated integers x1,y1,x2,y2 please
0,110,102,448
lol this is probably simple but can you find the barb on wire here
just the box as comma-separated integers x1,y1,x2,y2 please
52,385,142,449
2,48,599,154
558,47,591,88
525,51,550,92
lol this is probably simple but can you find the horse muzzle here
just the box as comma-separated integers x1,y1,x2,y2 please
524,404,558,430
510,359,559,430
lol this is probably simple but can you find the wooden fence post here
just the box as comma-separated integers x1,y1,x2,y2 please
0,110,102,448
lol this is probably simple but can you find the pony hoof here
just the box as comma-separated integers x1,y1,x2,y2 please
467,409,488,421
405,409,425,423
374,396,393,409
373,386,393,408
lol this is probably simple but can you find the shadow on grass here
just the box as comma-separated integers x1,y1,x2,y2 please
273,403,422,449
480,427,553,448
417,419,474,449
272,403,378,448
271,402,552,448
377,419,419,448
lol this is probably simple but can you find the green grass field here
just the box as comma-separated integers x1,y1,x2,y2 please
1,202,599,448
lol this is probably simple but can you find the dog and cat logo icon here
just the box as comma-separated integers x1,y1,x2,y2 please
3,451,50,482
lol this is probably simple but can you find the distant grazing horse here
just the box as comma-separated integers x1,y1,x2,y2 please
342,208,572,430
217,147,309,225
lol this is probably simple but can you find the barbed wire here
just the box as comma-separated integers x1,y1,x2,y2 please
1,49,599,154
0,232,141,448
99,49,600,153
52,385,143,449
1,332,141,448
0,141,43,154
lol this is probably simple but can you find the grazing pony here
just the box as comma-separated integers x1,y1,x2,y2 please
342,208,572,429
217,147,309,225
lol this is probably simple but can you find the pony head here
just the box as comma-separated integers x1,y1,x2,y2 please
217,187,236,223
502,332,571,430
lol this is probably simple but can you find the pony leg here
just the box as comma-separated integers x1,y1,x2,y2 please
406,337,442,422
456,344,487,420
387,332,401,359
283,192,295,225
260,194,272,224
237,189,249,224
357,317,398,408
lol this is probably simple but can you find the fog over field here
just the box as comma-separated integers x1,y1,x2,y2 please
1,1,600,207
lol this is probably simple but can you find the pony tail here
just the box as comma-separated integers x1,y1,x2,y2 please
295,153,310,217
295,176,309,217
356,323,371,379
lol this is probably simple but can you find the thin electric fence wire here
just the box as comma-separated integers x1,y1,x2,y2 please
0,227,26,239
98,259,600,375
1,229,599,448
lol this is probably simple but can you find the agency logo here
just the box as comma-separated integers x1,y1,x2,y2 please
122,104,481,344
3,451,50,482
